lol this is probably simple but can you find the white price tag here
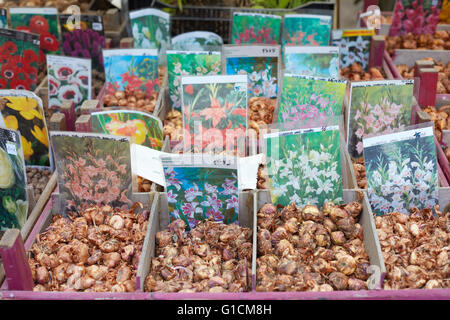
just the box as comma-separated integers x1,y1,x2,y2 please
6,142,17,156
92,22,103,31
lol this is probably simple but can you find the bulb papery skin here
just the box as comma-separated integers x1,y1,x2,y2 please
28,204,149,292
256,201,370,291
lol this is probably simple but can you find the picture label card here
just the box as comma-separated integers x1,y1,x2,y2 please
364,125,438,215
283,46,340,78
0,28,40,90
282,14,332,46
231,12,281,45
59,14,106,73
0,90,50,168
161,153,239,230
171,31,223,51
47,55,91,112
129,8,170,62
51,132,133,215
103,48,159,99
181,74,248,157
277,74,346,126
332,28,374,72
223,44,280,99
0,127,28,230
167,50,221,110
265,125,343,208
91,109,164,150
347,79,414,161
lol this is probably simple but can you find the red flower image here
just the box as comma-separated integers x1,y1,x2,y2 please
38,49,46,63
40,32,59,52
144,78,158,95
9,79,30,90
10,55,26,69
185,84,194,95
22,49,38,64
1,64,19,80
0,41,18,55
0,53,9,65
0,79,7,89
56,66,74,81
29,15,49,34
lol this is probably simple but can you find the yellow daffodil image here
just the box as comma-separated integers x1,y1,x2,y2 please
21,135,34,160
0,147,15,189
105,119,149,145
6,97,43,121
4,115,18,130
31,125,49,148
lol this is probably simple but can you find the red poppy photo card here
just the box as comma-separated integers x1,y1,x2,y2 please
0,28,40,91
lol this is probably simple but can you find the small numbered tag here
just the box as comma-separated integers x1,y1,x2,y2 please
6,141,17,156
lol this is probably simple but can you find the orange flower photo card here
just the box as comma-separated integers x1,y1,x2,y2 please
181,74,248,156
50,131,133,215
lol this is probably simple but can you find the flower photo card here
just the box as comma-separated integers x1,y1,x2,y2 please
265,125,343,208
0,127,28,230
276,74,346,126
363,125,438,215
161,153,239,230
231,12,281,45
0,28,40,91
0,90,50,168
389,0,443,36
47,55,91,112
223,44,280,99
59,14,106,73
0,8,7,29
331,29,374,72
50,131,133,215
91,110,164,150
129,8,170,63
103,48,159,99
167,50,221,110
283,46,340,78
9,7,60,64
181,75,248,156
347,80,414,161
282,14,332,47
171,31,223,51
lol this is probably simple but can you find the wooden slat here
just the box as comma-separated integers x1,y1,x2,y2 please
0,229,33,291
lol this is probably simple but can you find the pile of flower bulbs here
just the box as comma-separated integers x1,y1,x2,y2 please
145,218,253,293
256,201,372,291
375,206,449,290
248,97,276,138
28,203,149,292
26,167,51,202
422,105,450,142
386,31,450,56
163,110,183,141
340,62,384,81
396,58,450,94
352,159,367,189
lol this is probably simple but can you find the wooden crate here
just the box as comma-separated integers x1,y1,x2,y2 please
253,189,386,291
0,189,154,297
136,190,256,295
